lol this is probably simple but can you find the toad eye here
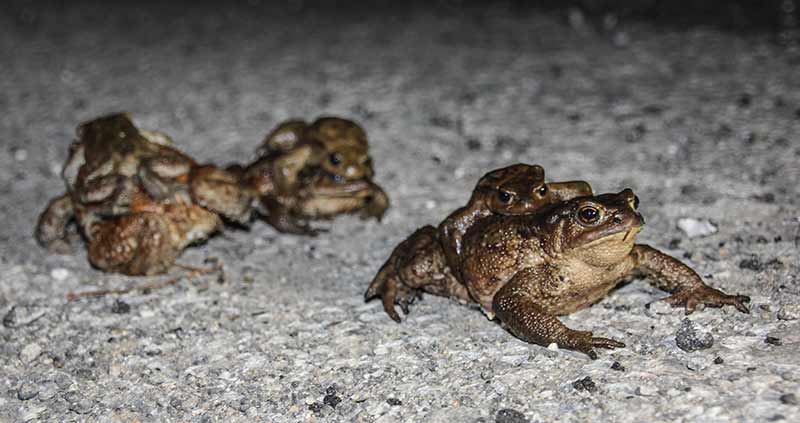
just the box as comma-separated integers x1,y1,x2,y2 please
578,206,600,224
633,195,640,210
497,190,513,204
537,185,548,196
329,153,342,165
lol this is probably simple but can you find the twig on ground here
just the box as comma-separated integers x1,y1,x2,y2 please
66,262,223,301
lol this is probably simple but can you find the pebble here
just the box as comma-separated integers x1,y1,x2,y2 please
111,300,131,314
646,300,673,316
17,383,39,400
738,257,764,271
2,305,47,328
496,408,529,423
323,393,341,408
68,398,94,414
50,268,70,281
780,393,798,405
21,405,46,422
572,376,597,392
2,306,16,327
14,148,28,161
676,218,717,238
777,304,800,321
611,361,626,371
19,343,42,364
636,385,660,396
675,319,714,352
386,398,402,406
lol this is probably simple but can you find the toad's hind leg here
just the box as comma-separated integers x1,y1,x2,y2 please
365,225,470,322
189,165,253,225
35,193,75,254
87,213,180,276
493,268,625,359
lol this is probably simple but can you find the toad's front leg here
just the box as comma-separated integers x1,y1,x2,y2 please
35,193,75,254
631,244,750,314
259,196,322,236
493,268,625,359
359,182,389,221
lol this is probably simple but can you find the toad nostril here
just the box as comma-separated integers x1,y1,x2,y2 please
613,214,623,224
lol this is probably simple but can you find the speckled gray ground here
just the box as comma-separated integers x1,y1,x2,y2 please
1,2,799,422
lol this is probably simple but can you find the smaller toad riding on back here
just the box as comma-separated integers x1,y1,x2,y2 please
365,164,749,359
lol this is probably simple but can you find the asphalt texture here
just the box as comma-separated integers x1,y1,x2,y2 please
1,2,799,422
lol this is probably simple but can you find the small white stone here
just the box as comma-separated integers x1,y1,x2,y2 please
778,304,800,321
21,405,47,422
50,268,70,281
547,343,559,351
139,309,156,318
14,148,28,161
646,300,673,316
109,364,122,378
636,385,660,396
19,343,42,364
676,218,717,238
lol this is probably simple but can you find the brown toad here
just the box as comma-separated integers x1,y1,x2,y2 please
259,117,375,193
240,153,388,235
366,164,592,322
369,189,749,358
35,113,251,275
240,116,388,235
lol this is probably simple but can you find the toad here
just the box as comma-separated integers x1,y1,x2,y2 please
366,164,592,322
241,153,388,235
35,113,251,274
369,189,749,358
259,117,375,193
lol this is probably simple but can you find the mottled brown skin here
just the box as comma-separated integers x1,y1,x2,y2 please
35,113,250,274
365,164,591,322
368,189,749,358
439,164,592,277
459,189,750,358
85,193,221,276
242,154,389,235
261,117,375,193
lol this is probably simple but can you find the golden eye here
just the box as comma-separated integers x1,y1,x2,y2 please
497,190,513,204
578,206,600,224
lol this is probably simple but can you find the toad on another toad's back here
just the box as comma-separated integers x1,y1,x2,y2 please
240,116,389,235
366,164,592,322
368,188,750,358
35,113,251,275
